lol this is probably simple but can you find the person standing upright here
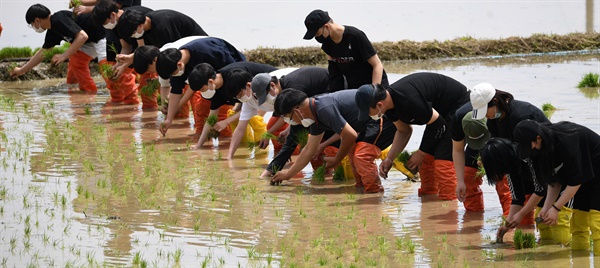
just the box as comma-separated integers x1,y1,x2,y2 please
302,9,388,90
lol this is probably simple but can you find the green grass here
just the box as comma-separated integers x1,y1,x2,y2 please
577,72,600,88
33,43,70,63
0,47,33,61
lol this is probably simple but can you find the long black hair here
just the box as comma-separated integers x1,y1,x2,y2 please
480,137,520,185
489,89,513,115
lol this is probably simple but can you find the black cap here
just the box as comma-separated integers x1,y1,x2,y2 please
303,10,330,40
355,84,376,122
513,119,540,159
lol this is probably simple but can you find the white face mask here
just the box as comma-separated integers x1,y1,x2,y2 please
32,21,45,33
296,110,315,127
238,94,251,103
283,116,299,126
172,65,185,77
103,16,117,30
201,83,216,99
370,107,382,121
131,27,144,38
264,93,276,105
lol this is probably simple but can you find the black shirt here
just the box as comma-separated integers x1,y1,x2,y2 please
115,0,141,7
113,6,152,44
43,11,105,49
142,9,208,48
310,89,367,136
487,100,551,140
385,72,469,125
320,25,388,91
280,67,330,97
169,37,246,94
208,62,277,110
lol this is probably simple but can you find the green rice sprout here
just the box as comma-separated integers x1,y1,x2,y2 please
107,43,119,55
332,166,346,181
247,142,258,151
313,165,326,183
140,78,159,96
577,72,600,88
99,63,115,81
206,115,220,138
513,229,536,249
69,0,82,9
396,150,411,164
0,47,33,61
262,132,277,140
476,155,486,177
36,43,70,63
294,128,309,149
541,102,556,119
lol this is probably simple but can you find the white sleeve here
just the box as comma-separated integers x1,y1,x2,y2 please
159,77,170,87
239,102,259,121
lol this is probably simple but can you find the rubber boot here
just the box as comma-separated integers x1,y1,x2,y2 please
266,116,289,151
227,109,254,143
379,146,415,180
119,67,140,105
535,207,553,240
350,142,383,193
137,72,159,109
99,60,122,102
590,209,600,255
418,153,437,196
67,50,97,93
463,166,484,211
341,156,355,180
190,90,204,134
434,159,457,200
175,85,191,119
571,209,591,251
553,206,572,245
217,104,233,138
495,176,512,217
311,146,338,170
248,115,267,143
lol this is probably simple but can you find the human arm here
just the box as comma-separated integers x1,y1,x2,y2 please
10,48,46,77
191,109,219,149
178,89,196,112
366,54,384,85
379,120,413,178
452,139,467,202
160,92,181,136
541,183,579,225
258,117,286,149
323,124,357,169
226,119,249,158
51,30,88,65
507,193,543,228
271,133,324,183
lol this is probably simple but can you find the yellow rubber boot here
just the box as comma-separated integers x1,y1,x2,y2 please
589,209,600,255
380,146,415,180
341,156,355,180
553,206,572,245
228,109,254,143
248,115,267,143
571,209,591,251
535,207,553,240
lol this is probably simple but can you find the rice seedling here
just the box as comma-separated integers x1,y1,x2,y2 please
541,102,556,119
313,165,326,183
0,47,33,60
513,229,536,249
99,62,116,81
262,132,277,140
475,155,486,177
577,72,600,88
205,115,220,139
332,165,346,181
140,78,159,97
294,128,309,149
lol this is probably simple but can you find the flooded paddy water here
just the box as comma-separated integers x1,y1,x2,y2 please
1,53,600,267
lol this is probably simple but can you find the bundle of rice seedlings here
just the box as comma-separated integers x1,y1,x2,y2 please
107,43,119,55
541,102,556,119
69,0,82,8
246,142,258,151
577,72,600,88
476,155,486,177
140,78,159,96
332,166,346,181
294,128,309,149
206,115,220,139
262,132,277,140
396,150,418,174
513,229,536,249
99,63,115,81
313,165,326,183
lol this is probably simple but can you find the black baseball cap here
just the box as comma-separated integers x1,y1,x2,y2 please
303,9,330,40
355,84,376,121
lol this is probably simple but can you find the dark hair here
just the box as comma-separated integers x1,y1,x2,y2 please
274,88,307,116
91,0,119,27
224,69,254,98
188,63,216,91
488,89,514,115
481,137,521,185
25,4,51,24
156,48,182,80
133,45,160,74
370,84,387,108
117,9,145,38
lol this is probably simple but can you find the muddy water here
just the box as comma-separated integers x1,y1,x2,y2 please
1,54,600,267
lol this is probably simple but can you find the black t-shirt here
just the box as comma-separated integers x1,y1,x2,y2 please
43,11,105,49
112,6,152,44
487,100,551,140
546,122,600,186
208,62,277,110
169,37,246,94
115,0,141,7
280,67,330,97
142,9,208,48
385,72,469,125
320,25,388,91
309,89,367,136
509,159,546,206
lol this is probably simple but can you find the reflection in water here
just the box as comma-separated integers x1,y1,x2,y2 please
1,54,600,267
587,0,595,33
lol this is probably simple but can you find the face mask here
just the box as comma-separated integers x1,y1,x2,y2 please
32,21,45,33
283,116,299,126
296,110,315,127
314,27,329,43
370,107,382,121
491,106,502,119
172,65,185,77
131,27,144,38
264,93,276,105
201,83,216,99
238,94,251,103
103,17,117,30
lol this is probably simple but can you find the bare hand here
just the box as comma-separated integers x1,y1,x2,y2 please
278,130,289,144
542,207,559,225
73,5,92,16
323,156,338,169
10,66,24,77
271,170,291,185
116,53,133,67
113,64,127,79
52,54,68,65
160,120,171,137
507,212,524,229
214,120,229,132
456,181,466,202
258,138,269,149
379,158,393,179
496,225,510,243
407,150,425,171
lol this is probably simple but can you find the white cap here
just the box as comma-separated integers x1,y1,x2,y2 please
470,83,496,120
